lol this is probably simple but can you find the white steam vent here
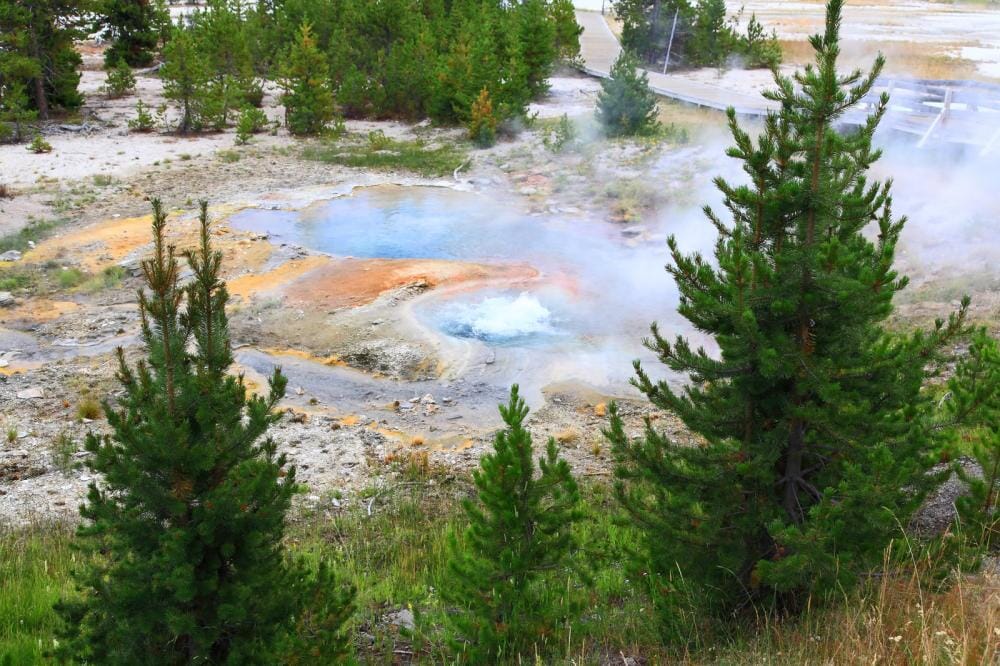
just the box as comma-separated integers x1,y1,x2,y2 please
440,292,560,344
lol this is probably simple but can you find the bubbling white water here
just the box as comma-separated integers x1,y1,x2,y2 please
441,292,560,343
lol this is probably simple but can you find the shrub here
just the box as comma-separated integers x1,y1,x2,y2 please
595,51,660,137
366,129,392,150
543,113,578,153
468,88,498,148
76,397,101,421
51,432,77,474
127,99,156,132
441,385,585,661
27,135,52,154
103,60,136,99
56,268,83,288
235,106,268,145
947,329,1000,551
81,265,126,292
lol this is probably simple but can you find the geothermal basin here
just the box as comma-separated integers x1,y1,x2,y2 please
229,185,713,401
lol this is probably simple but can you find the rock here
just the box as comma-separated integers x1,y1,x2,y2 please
0,250,22,262
910,457,982,537
420,393,435,404
385,608,415,631
16,387,43,399
0,292,15,308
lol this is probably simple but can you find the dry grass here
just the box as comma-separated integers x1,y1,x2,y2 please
76,397,101,421
778,39,986,82
723,549,999,665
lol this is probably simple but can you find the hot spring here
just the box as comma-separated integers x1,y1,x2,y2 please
230,185,716,393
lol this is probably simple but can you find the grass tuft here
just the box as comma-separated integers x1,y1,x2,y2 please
0,218,67,254
302,134,469,178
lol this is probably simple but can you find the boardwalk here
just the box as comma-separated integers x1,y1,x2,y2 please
576,10,777,116
575,10,1000,153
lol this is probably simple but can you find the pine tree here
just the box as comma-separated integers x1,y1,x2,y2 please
442,385,584,662
468,87,497,148
595,50,660,137
56,200,354,664
689,0,731,66
614,0,694,66
161,27,210,133
0,0,88,118
516,0,556,98
96,0,159,67
947,329,1000,550
280,22,335,136
549,0,583,61
605,0,969,637
0,82,38,143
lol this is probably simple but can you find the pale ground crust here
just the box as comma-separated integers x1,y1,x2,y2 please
1,18,997,523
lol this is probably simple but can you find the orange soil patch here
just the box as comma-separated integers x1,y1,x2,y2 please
260,347,348,368
279,258,538,311
227,255,328,300
24,205,260,274
0,299,79,325
0,361,43,377
25,214,161,272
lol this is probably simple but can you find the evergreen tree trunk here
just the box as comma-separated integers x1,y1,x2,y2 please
28,27,49,120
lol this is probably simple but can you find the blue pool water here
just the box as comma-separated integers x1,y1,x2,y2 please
229,185,689,349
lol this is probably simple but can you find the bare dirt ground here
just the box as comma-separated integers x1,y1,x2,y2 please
1,38,996,525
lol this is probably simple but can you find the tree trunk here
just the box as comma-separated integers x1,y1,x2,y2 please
28,24,49,120
783,419,805,523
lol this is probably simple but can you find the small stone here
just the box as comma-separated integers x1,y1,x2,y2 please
0,250,22,262
16,387,43,399
385,608,415,631
0,292,15,308
420,393,435,405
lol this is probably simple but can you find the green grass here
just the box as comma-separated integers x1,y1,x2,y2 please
2,482,995,664
302,135,469,178
0,218,66,254
0,271,33,292
80,265,126,293
56,268,84,289
0,483,659,664
0,525,76,664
